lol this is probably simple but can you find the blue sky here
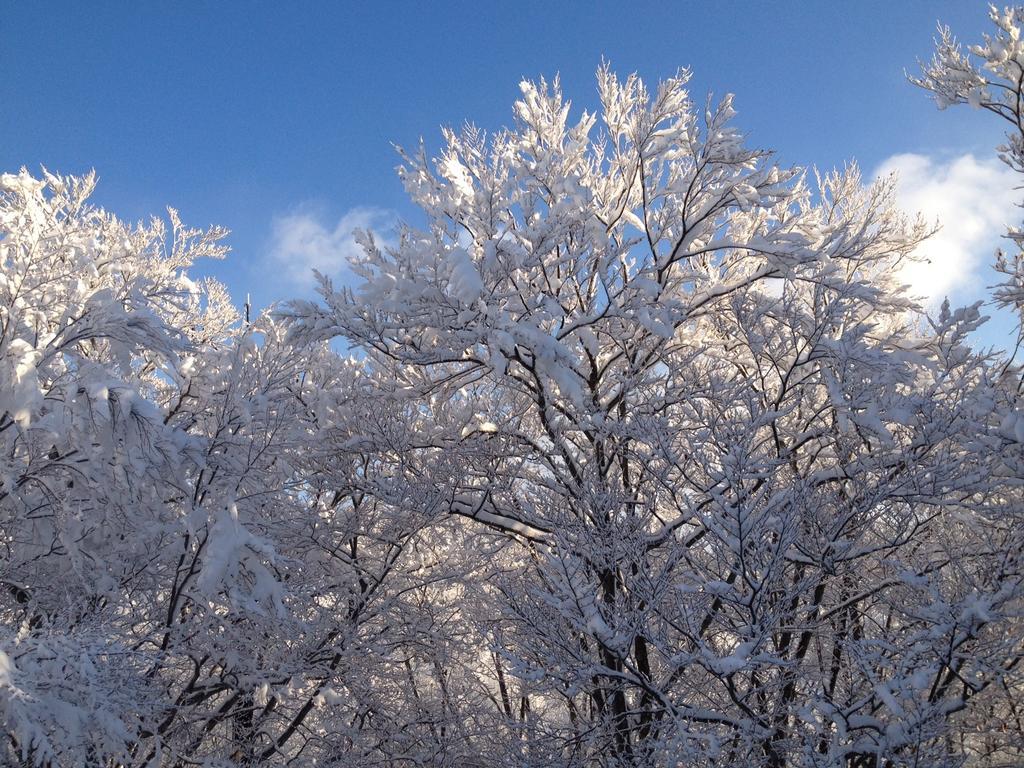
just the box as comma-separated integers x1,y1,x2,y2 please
1,2,1018,346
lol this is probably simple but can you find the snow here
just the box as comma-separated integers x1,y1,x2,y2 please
447,247,484,304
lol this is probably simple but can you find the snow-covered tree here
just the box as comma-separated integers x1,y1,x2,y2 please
0,168,238,763
0,171,475,766
912,6,1024,765
287,60,1024,767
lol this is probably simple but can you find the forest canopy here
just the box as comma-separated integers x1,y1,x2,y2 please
3,6,1024,768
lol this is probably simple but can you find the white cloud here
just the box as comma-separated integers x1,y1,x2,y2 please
873,153,1019,304
265,205,395,289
